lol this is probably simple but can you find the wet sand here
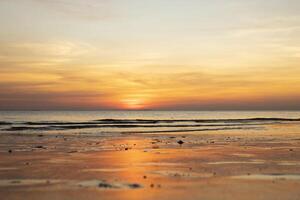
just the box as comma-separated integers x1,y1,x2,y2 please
1,129,300,200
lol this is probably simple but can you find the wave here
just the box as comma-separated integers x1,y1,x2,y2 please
2,126,260,133
0,121,12,125
94,118,300,124
2,123,268,131
1,117,299,126
0,117,299,133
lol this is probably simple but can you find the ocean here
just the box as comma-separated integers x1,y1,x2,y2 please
1,111,300,135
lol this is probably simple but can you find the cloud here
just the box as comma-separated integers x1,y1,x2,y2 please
1,41,94,58
31,0,113,20
0,40,96,69
1,66,300,110
0,81,112,110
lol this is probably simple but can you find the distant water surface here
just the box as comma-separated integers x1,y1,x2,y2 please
0,111,300,135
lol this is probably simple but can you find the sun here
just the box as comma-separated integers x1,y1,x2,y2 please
121,99,145,110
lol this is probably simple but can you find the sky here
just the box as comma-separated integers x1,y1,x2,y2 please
0,0,300,110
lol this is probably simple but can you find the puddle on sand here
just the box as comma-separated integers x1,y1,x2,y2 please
151,170,213,178
0,179,62,187
77,180,142,189
231,153,254,158
207,159,265,165
276,161,300,166
137,162,183,167
233,174,300,181
0,179,143,190
0,167,18,171
46,158,78,164
82,168,129,172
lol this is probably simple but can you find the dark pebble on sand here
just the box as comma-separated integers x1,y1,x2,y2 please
289,149,293,151
98,182,113,188
125,148,129,151
68,150,78,153
35,145,44,149
11,180,21,184
128,183,141,189
143,175,147,179
8,149,12,153
177,140,184,145
150,184,154,188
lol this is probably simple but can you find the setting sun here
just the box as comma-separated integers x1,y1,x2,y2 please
121,99,146,110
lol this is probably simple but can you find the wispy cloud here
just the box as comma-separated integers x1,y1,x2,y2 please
0,40,96,68
31,0,113,20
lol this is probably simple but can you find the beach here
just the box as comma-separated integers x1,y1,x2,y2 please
1,0,300,199
0,111,300,200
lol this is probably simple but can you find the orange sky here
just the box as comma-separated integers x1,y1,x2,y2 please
0,0,300,110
